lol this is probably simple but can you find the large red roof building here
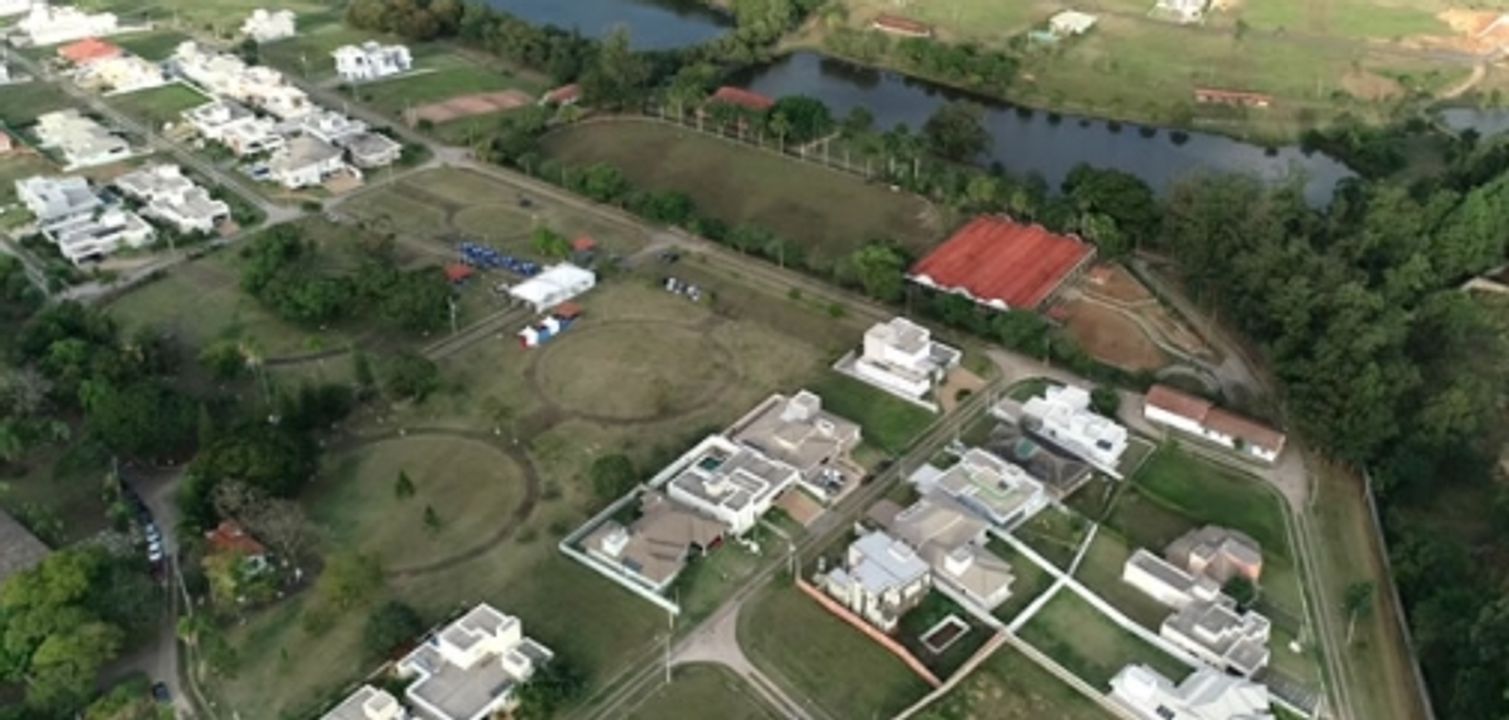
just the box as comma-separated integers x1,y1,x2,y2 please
710,86,776,112
909,216,1096,311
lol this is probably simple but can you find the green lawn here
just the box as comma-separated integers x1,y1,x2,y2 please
810,371,934,455
107,82,210,131
1239,0,1445,40
917,643,1111,719
1072,527,1178,630
112,28,192,60
989,538,1057,625
0,152,59,206
740,584,931,719
1014,507,1091,571
0,82,75,127
672,535,769,628
0,440,112,546
348,51,540,117
260,26,419,81
626,664,780,720
1122,445,1289,555
77,0,336,35
1018,591,1192,691
540,119,949,270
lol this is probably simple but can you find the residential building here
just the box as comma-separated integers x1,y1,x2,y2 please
844,316,961,405
661,434,799,535
267,135,347,189
1163,597,1271,677
1049,10,1099,36
79,55,167,94
1019,384,1128,475
909,216,1096,311
820,530,931,632
583,491,726,592
1143,384,1287,463
16,3,119,46
183,100,283,156
709,86,775,112
299,109,366,144
43,206,155,265
34,109,129,168
727,390,863,503
15,175,98,223
1167,525,1263,584
241,8,295,44
508,263,596,312
1122,548,1222,609
56,37,121,66
872,494,1015,611
320,685,407,720
340,131,402,168
1153,0,1210,24
0,131,13,154
1110,664,1274,720
913,447,1049,529
172,41,310,118
332,41,412,82
396,603,554,720
540,83,581,107
0,508,50,587
0,0,31,17
870,14,933,38
114,164,230,234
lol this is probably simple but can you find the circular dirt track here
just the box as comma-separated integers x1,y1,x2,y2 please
528,319,737,424
452,204,534,243
316,431,539,577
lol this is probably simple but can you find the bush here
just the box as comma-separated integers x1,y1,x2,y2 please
363,600,423,660
382,351,440,401
1090,386,1121,417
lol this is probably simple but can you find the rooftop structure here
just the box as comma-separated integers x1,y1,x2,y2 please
583,491,726,592
114,163,229,235
340,131,403,168
1110,664,1274,720
1020,384,1128,476
820,529,931,632
56,36,120,65
508,263,596,312
333,41,412,82
1122,547,1222,609
397,604,554,720
78,55,167,94
914,447,1049,529
1167,525,1262,584
15,174,100,223
0,508,51,587
0,0,30,17
1144,384,1287,463
727,390,863,503
877,494,1015,610
870,14,932,37
909,216,1096,311
241,8,295,43
319,685,407,720
17,3,120,46
709,86,775,112
42,206,154,265
842,316,962,408
182,100,284,157
34,109,129,169
172,41,310,119
1049,10,1099,36
1153,0,1210,24
1163,597,1271,677
662,434,799,535
299,109,367,144
267,135,348,189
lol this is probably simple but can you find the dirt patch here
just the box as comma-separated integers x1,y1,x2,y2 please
776,489,825,527
938,366,986,414
1341,69,1405,101
1415,9,1509,54
404,89,533,125
1057,298,1169,372
1082,263,1153,304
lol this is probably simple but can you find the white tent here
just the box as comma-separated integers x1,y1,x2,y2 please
508,263,596,312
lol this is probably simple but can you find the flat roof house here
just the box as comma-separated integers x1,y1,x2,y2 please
1122,547,1222,609
1144,384,1287,463
1166,525,1262,584
16,174,101,224
909,216,1096,311
1020,384,1128,476
583,491,726,593
396,603,554,720
913,447,1049,530
319,685,407,720
17,3,119,46
34,109,129,169
1110,664,1274,720
183,100,284,157
873,494,1016,611
1123,549,1271,677
508,263,596,313
727,390,863,503
43,206,155,265
241,8,295,44
662,434,799,535
333,41,412,83
842,316,961,408
79,55,167,94
341,131,403,168
1049,10,1099,36
0,508,51,587
820,529,931,632
267,135,348,189
114,163,230,235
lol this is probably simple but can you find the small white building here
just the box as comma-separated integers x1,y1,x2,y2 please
844,317,961,407
1123,549,1272,677
660,434,798,535
44,206,155,265
1153,0,1210,24
0,0,33,17
299,109,366,144
267,135,348,189
1143,385,1287,463
1122,547,1222,609
16,2,119,46
114,164,229,235
33,109,129,169
396,604,554,720
1110,664,1274,720
508,263,596,312
319,685,407,720
1049,10,1099,36
1019,384,1128,477
332,41,412,83
79,55,168,94
340,131,402,168
182,100,284,157
914,447,1049,529
241,8,295,44
820,529,932,632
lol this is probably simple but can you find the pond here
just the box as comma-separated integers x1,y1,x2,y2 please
484,0,730,50
1439,107,1509,137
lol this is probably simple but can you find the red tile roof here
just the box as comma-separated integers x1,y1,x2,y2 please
444,263,475,283
571,235,597,252
58,38,121,65
711,86,775,112
871,14,933,36
554,301,584,320
910,216,1095,310
544,83,581,105
205,520,267,557
1146,384,1286,452
1146,384,1214,422
0,132,12,154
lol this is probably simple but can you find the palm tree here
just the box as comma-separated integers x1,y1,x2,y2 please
769,112,793,154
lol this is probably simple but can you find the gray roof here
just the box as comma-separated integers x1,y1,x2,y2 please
0,509,50,585
728,391,861,477
849,530,929,594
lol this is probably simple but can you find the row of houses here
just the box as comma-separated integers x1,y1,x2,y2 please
7,1,121,47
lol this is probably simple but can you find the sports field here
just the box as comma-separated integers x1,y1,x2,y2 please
540,119,948,268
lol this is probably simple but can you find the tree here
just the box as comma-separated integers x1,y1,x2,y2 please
315,552,382,611
848,243,907,302
1343,581,1375,646
589,454,637,503
395,470,416,499
514,659,586,720
768,95,833,144
423,504,441,535
80,379,197,460
531,226,571,260
579,29,649,109
382,351,440,401
199,340,247,381
1090,386,1121,418
923,101,991,162
1224,576,1258,609
363,601,423,661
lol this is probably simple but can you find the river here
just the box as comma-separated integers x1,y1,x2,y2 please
484,0,730,51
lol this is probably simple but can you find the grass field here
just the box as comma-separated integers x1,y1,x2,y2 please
989,537,1057,624
1015,507,1091,570
626,664,779,720
741,584,931,719
809,371,933,454
347,50,544,117
112,28,192,60
540,119,948,268
78,0,340,36
1122,445,1288,554
1073,528,1182,629
107,82,211,130
0,152,58,207
1018,590,1192,690
0,440,112,546
534,322,732,421
0,82,75,127
918,643,1111,719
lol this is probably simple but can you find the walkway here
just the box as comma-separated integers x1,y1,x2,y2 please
672,599,816,720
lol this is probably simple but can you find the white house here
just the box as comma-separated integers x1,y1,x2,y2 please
1122,548,1223,609
1110,664,1274,720
1049,10,1098,36
659,434,798,535
267,135,348,189
1019,384,1128,476
319,685,407,720
0,0,33,17
15,174,101,224
396,604,554,720
299,109,366,144
241,8,295,44
79,55,167,94
508,263,596,312
182,100,284,157
33,109,129,169
1123,549,1272,677
1153,0,1210,23
820,529,932,632
114,164,229,235
843,316,961,407
44,207,155,265
332,41,412,82
913,447,1049,529
340,131,402,168
1143,385,1287,463
172,42,310,119
16,2,119,46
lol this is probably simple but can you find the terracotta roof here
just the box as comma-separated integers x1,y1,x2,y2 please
909,216,1095,310
553,301,583,319
205,520,267,557
544,83,581,104
0,131,13,153
58,38,122,65
872,14,932,35
711,86,775,112
444,263,475,283
1146,384,1285,452
571,235,596,252
1146,384,1215,423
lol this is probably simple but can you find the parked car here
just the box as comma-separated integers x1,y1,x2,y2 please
150,681,171,704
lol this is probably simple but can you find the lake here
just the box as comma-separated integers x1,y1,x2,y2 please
484,0,730,50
